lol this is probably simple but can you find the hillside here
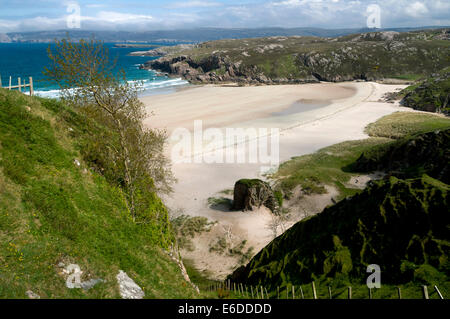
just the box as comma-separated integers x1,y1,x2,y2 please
143,29,450,85
0,89,198,298
232,175,449,292
231,127,450,299
399,67,450,114
352,129,450,183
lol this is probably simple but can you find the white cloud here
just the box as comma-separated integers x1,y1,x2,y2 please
0,0,448,33
92,11,154,23
85,4,107,8
405,1,429,18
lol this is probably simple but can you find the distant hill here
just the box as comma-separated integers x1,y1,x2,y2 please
1,26,449,43
144,28,450,85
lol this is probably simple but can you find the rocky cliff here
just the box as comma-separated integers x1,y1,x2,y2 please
142,29,450,85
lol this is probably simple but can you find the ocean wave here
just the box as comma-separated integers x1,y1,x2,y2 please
34,78,189,99
34,89,63,99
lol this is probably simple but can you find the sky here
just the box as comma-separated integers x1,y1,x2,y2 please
0,0,449,33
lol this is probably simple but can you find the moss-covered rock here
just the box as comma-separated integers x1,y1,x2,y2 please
232,179,280,214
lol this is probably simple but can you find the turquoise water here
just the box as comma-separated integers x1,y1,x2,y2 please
0,43,188,98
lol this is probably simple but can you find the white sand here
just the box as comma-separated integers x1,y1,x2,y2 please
141,81,411,279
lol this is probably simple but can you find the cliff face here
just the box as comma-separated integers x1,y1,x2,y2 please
143,29,450,85
144,54,317,84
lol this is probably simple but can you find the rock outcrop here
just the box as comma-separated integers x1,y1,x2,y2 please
143,54,318,85
130,44,196,57
400,70,450,115
25,290,40,299
141,29,450,85
232,179,280,214
116,270,145,299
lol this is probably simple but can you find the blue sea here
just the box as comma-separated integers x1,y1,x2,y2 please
0,43,188,98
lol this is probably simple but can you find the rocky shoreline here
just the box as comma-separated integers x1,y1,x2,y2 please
141,54,320,85
140,29,450,85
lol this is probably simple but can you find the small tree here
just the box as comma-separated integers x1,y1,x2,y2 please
44,38,174,222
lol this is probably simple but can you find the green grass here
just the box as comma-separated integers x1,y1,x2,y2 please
183,259,218,294
387,74,424,81
0,89,198,299
365,112,450,139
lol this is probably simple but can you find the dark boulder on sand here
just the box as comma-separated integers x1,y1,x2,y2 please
232,179,280,214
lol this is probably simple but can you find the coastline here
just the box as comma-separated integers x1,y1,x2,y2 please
140,81,412,279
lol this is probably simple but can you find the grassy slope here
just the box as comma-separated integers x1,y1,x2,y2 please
399,67,450,114
0,89,198,299
233,175,449,299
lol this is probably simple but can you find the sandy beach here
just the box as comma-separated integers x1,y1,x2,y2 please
141,81,412,279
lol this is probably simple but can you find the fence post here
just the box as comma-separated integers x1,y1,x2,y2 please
9,76,12,90
312,282,317,300
286,286,289,299
260,286,264,299
18,77,21,92
292,286,295,299
299,285,304,299
0,74,2,87
422,286,429,300
397,287,402,299
348,287,352,300
434,285,444,300
29,77,34,96
328,286,332,299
